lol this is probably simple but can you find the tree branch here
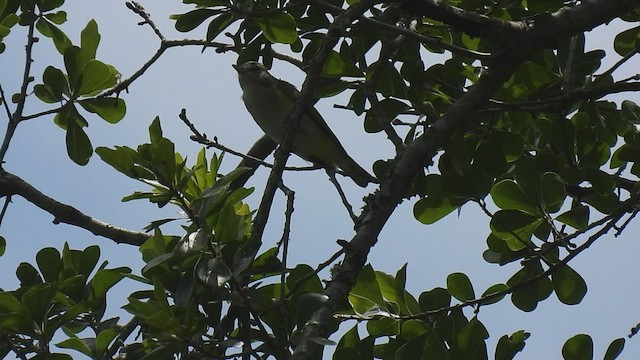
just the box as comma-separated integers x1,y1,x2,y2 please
292,1,639,358
388,0,528,43
0,170,150,246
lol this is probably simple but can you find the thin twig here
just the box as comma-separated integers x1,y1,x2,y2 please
326,170,358,224
0,195,11,225
277,181,294,348
179,109,320,172
0,83,13,121
126,1,165,41
596,45,639,81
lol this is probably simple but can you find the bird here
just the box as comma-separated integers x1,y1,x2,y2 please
233,61,377,187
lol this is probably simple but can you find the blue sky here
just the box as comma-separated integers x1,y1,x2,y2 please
1,1,639,359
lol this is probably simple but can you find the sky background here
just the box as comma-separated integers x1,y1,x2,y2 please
1,1,639,359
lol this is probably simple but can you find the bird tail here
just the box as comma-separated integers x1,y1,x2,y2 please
341,159,377,187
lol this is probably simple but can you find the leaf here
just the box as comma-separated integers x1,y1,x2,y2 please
56,338,95,358
604,338,625,360
80,19,100,59
77,60,113,95
36,247,61,282
495,330,529,360
364,98,410,133
552,265,587,305
613,26,640,56
349,264,384,315
540,172,565,212
255,12,297,44
39,0,64,12
491,180,539,215
562,334,593,360
79,98,126,123
16,263,42,286
65,110,93,165
43,65,68,98
296,292,329,328
446,272,475,302
478,284,508,305
44,10,66,25
423,333,448,360
418,287,451,312
174,9,218,32
36,18,71,54
490,210,542,251
555,206,589,230
413,196,467,225
206,13,236,41
64,46,92,92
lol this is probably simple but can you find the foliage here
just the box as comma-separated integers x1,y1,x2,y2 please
0,0,639,359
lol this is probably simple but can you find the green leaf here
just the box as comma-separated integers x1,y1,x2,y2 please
296,292,329,328
79,98,126,123
603,338,625,360
255,12,297,44
36,18,71,54
44,10,66,25
491,180,539,215
34,84,60,103
562,334,593,360
36,247,61,282
446,272,475,302
0,235,4,257
43,65,68,98
65,114,93,165
64,46,92,92
401,320,428,341
56,338,95,358
418,287,451,312
475,141,507,176
495,330,529,360
552,265,587,305
314,79,352,98
555,206,589,230
206,13,236,41
321,50,362,77
22,283,56,323
423,333,448,360
490,210,542,251
77,60,113,95
413,196,467,225
540,172,565,212
39,0,64,12
80,19,100,59
364,98,410,133
174,9,218,32
479,283,508,305
372,61,407,97
16,262,42,286
90,268,129,299
613,26,640,56
349,264,384,315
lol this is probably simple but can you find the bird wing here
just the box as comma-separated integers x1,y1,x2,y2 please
275,77,349,152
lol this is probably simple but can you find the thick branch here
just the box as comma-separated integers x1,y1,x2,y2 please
388,0,528,43
0,170,150,246
292,1,638,359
